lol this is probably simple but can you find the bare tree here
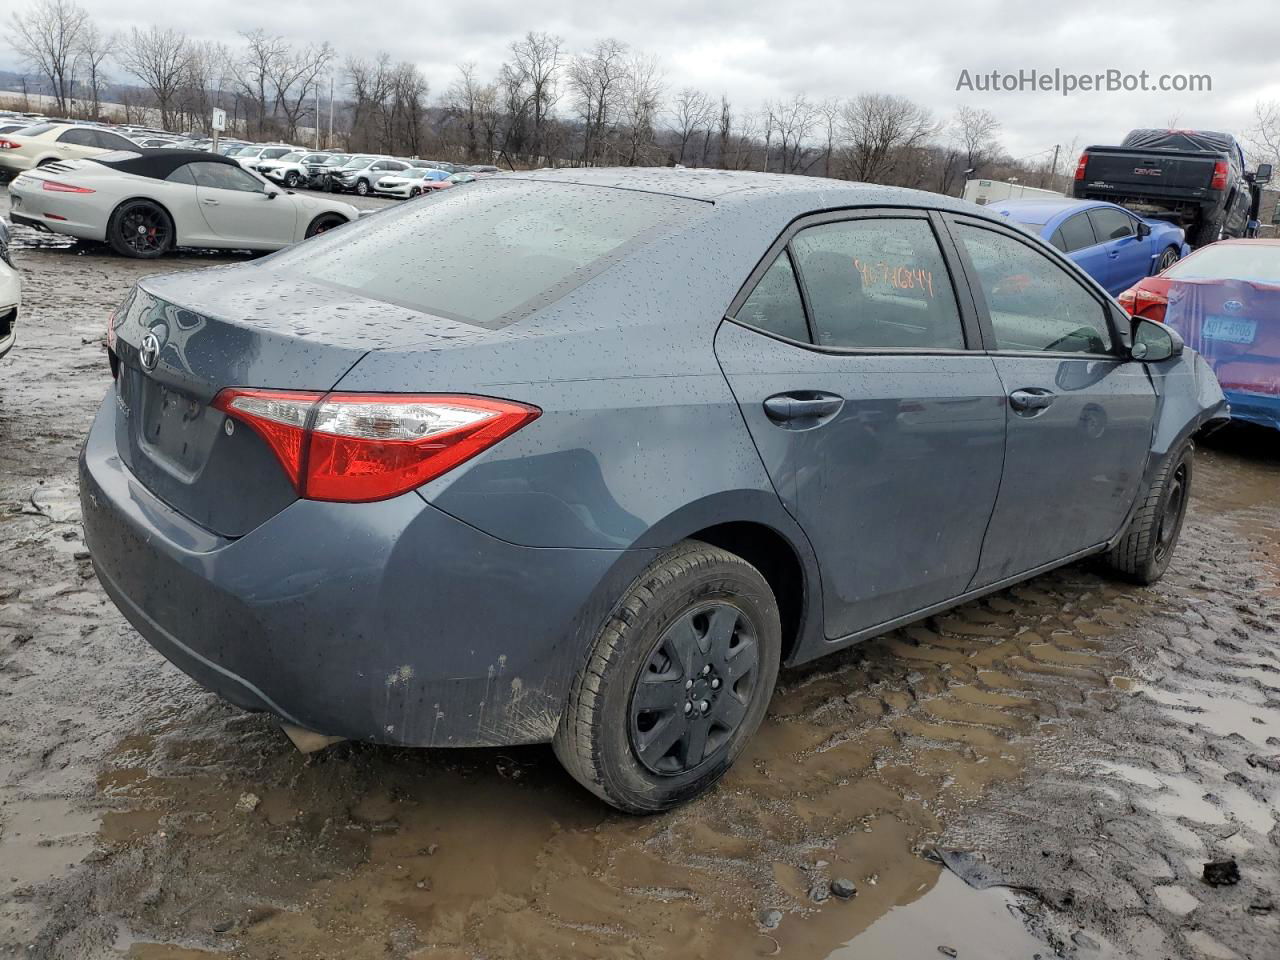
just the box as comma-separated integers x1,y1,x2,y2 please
840,92,937,184
772,93,818,173
618,53,663,165
716,94,731,168
118,26,192,129
508,31,563,162
567,38,628,164
74,19,114,120
670,87,713,165
9,0,87,113
448,62,484,159
235,29,286,137
269,41,336,141
818,97,841,177
1247,100,1280,175
952,105,1002,177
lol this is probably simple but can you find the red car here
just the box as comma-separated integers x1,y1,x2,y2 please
1118,239,1280,430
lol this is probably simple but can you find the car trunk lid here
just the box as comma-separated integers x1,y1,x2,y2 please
110,266,487,536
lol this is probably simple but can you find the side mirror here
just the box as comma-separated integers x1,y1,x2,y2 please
263,190,278,200
1130,317,1183,362
1255,163,1273,185
1136,221,1152,239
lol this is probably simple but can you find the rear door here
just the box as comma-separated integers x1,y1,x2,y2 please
714,209,1006,640
1087,206,1146,294
943,215,1157,585
188,161,295,247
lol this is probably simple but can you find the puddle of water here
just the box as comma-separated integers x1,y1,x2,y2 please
826,871,1049,959
1134,682,1280,747
0,793,99,942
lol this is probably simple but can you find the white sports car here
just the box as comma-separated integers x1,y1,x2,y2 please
0,219,19,359
7,149,358,259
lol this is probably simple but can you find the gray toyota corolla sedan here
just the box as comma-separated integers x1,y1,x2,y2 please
80,169,1227,812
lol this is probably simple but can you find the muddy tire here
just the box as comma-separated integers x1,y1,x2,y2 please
553,541,780,814
1190,215,1224,248
1101,441,1193,585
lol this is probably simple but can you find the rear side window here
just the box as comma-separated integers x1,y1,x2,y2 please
270,180,711,328
790,218,965,350
58,127,98,146
189,162,264,193
166,164,196,185
955,224,1113,355
1057,213,1097,252
1088,208,1135,241
736,253,809,342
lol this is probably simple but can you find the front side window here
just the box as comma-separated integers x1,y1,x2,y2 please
1088,208,1136,241
955,223,1114,355
269,180,709,328
790,218,965,350
1056,213,1097,252
735,253,809,342
97,131,136,151
189,161,265,193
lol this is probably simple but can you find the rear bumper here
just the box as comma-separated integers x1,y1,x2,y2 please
1224,389,1280,431
80,394,653,747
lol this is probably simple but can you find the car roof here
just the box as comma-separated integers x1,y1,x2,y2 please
985,198,1111,222
500,167,983,214
1209,237,1280,246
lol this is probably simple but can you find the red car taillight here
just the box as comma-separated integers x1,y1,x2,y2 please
1118,286,1169,323
1210,160,1228,191
1074,153,1089,181
41,179,95,193
0,138,21,149
212,389,541,503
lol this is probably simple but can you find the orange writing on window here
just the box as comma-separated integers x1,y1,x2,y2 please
852,258,936,298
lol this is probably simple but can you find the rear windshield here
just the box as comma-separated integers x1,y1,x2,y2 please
15,122,56,136
269,180,710,328
1164,244,1280,285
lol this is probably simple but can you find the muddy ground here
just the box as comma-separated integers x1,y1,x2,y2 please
0,185,1277,960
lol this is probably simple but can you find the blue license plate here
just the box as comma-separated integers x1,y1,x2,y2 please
1202,315,1256,344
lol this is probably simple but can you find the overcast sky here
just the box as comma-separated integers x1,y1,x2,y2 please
7,0,1279,161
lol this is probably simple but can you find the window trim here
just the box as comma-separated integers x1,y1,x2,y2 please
940,213,1130,359
725,206,984,356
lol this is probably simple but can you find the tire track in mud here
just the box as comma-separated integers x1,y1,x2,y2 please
2,187,1278,960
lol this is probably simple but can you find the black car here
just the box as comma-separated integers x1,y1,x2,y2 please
1073,129,1273,247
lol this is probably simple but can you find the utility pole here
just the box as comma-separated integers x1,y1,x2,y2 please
315,81,321,150
328,75,334,148
1046,143,1060,189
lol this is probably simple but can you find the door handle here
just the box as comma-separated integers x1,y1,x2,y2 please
1008,388,1055,413
201,198,219,206
1107,250,1119,259
763,392,844,427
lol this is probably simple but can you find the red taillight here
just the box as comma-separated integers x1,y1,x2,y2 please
0,138,21,149
1074,153,1089,181
212,389,540,503
1210,160,1228,191
1135,288,1169,322
1118,286,1168,323
41,179,95,194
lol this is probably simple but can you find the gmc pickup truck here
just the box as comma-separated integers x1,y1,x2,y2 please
1072,129,1272,248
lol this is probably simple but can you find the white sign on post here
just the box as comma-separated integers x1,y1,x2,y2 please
211,108,226,132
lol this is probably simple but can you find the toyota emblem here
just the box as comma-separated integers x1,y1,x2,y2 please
139,332,161,371
1222,299,1243,314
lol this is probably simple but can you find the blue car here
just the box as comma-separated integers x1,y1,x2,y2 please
987,198,1190,297
81,170,1226,812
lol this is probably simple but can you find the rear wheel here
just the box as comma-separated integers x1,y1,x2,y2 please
1156,246,1180,272
1101,441,1193,584
107,199,173,259
304,213,347,238
1190,215,1224,248
553,541,781,813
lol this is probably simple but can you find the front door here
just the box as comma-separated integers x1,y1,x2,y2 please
944,216,1157,586
715,211,1007,640
188,161,295,247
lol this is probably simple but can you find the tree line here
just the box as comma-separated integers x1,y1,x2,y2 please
9,0,1085,193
